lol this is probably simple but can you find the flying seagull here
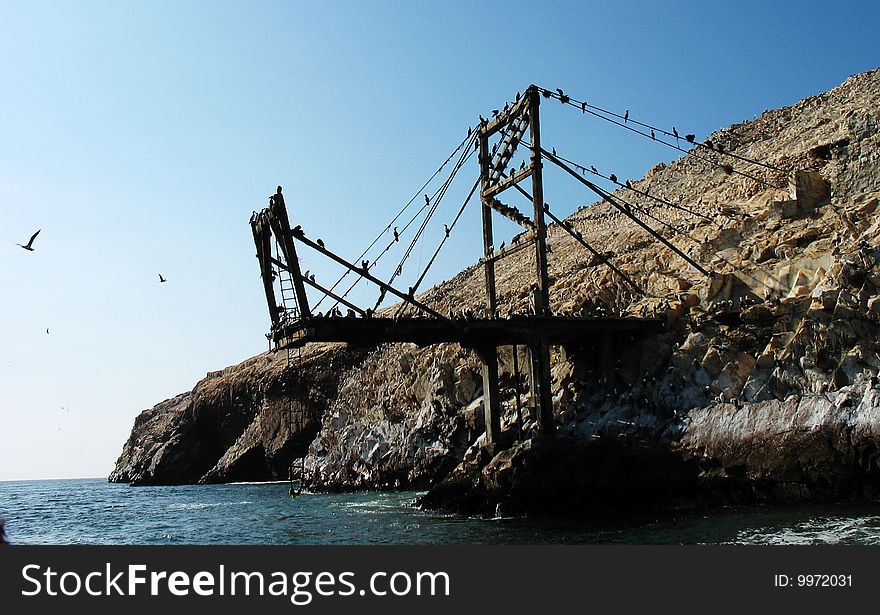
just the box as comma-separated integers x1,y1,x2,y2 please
16,229,40,251
159,274,167,283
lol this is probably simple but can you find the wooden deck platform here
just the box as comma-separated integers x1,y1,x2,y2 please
273,315,665,350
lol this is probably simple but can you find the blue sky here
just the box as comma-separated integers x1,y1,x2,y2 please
1,0,877,480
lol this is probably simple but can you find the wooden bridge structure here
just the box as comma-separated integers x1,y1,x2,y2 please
250,86,672,451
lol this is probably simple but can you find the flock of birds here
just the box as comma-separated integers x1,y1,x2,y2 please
16,228,168,284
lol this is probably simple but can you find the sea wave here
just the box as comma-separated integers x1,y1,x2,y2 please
167,501,253,511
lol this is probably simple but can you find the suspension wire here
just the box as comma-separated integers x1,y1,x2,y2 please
410,177,480,295
546,148,718,223
516,137,717,242
535,87,784,187
542,148,711,276
323,140,478,313
313,129,477,310
536,85,788,173
373,134,476,310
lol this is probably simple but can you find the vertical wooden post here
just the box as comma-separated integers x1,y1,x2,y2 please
478,345,502,450
251,215,280,328
268,187,312,319
512,344,524,441
479,131,497,315
529,336,554,434
526,88,554,434
528,87,551,316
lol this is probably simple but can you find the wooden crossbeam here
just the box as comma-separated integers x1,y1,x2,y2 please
269,256,366,316
292,231,453,323
486,198,534,228
541,148,711,277
488,117,530,183
541,207,644,295
482,164,534,200
483,94,530,137
480,232,535,263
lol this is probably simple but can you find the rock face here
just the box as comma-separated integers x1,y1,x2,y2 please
110,346,367,485
112,68,880,515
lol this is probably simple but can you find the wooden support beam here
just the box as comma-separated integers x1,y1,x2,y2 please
267,188,312,318
269,256,366,316
482,164,535,200
542,206,645,296
486,197,534,228
476,345,502,450
528,87,551,317
482,94,530,137
292,232,452,323
529,335,554,434
480,133,497,315
251,213,281,329
541,149,711,277
480,232,535,264
488,117,530,183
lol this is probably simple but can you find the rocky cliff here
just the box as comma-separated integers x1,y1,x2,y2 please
112,68,880,515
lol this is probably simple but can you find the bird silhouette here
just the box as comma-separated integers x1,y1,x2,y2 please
16,229,40,251
499,241,505,251
479,114,486,123
624,110,629,123
685,134,695,143
590,165,598,174
444,224,450,237
492,109,499,117
581,101,587,113
672,127,680,140
609,173,618,183
650,129,655,140
159,274,167,283
551,147,556,156
424,194,430,205
317,238,325,248
46,328,49,335
467,126,472,137
393,227,399,242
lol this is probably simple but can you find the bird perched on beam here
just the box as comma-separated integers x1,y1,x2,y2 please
317,238,325,248
393,227,399,242
672,127,680,141
16,229,40,251
624,109,629,123
685,134,695,143
609,173,618,183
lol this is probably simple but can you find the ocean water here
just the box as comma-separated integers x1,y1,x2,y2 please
2,478,880,545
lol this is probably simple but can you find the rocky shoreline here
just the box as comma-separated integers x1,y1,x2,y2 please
111,68,880,517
